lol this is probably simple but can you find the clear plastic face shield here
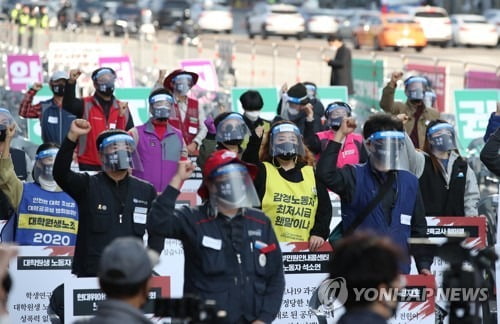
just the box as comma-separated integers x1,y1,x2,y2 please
325,102,351,130
149,93,174,120
93,69,116,95
305,84,317,100
423,90,436,108
34,148,58,184
270,124,305,160
285,95,308,119
208,163,260,211
404,77,427,102
172,74,193,96
99,134,137,172
366,131,409,172
215,114,250,145
427,123,456,153
0,108,15,142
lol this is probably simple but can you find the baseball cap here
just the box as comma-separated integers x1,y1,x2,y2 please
50,71,69,81
98,237,159,285
197,150,258,200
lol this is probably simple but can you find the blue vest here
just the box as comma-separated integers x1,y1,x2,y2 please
40,100,76,144
15,183,79,246
341,164,418,274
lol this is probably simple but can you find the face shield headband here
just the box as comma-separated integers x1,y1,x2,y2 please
216,114,249,144
325,102,352,129
173,74,193,96
427,123,456,152
93,68,116,95
99,134,136,172
149,93,174,119
270,123,305,158
208,163,260,211
367,131,408,172
287,94,309,105
305,84,317,99
404,77,428,101
34,148,59,183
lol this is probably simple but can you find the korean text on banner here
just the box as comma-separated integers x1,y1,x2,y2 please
8,246,75,324
454,89,500,154
98,56,135,87
180,59,219,92
7,55,43,92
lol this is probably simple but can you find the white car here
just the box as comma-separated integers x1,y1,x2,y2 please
483,9,500,44
191,4,233,34
304,9,339,38
401,6,452,47
451,14,498,48
246,3,305,40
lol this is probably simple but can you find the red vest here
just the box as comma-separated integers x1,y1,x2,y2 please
316,131,363,167
78,96,128,166
169,97,199,146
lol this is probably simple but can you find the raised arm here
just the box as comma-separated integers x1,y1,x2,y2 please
62,69,84,118
0,123,23,209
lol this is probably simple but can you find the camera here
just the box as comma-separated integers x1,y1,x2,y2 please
0,124,7,142
154,295,227,324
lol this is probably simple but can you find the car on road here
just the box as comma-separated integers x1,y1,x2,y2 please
352,13,426,52
400,6,452,47
337,10,377,39
303,9,339,38
75,0,105,25
483,9,500,44
191,3,233,34
156,0,190,29
451,14,498,48
246,3,305,40
103,3,153,37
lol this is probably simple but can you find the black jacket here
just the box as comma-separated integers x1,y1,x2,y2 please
481,127,500,177
327,44,353,95
53,137,159,277
147,186,285,324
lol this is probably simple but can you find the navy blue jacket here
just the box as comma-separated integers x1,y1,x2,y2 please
147,186,285,324
40,99,76,144
317,141,432,274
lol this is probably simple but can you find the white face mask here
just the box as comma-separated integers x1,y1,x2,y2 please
288,107,300,116
245,111,260,121
39,177,62,192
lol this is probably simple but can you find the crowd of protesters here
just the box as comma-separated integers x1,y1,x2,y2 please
0,58,496,324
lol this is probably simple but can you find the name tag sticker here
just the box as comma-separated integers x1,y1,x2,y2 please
202,236,222,250
109,123,116,129
401,214,412,226
133,213,146,224
48,116,58,124
188,126,197,134
134,207,147,214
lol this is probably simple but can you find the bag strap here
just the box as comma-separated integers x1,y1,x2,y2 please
344,171,396,235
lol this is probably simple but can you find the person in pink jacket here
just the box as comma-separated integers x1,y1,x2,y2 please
304,102,367,167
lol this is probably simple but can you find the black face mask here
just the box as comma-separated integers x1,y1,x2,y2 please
224,139,243,147
96,82,115,97
0,125,6,142
274,142,298,156
51,85,65,96
277,153,296,161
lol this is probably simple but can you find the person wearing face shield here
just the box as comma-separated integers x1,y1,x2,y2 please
62,67,134,171
380,72,440,150
0,118,79,246
128,88,185,193
163,69,207,157
302,82,325,132
147,150,285,324
317,114,432,275
239,90,271,150
19,71,76,145
274,83,320,135
197,112,250,171
304,101,367,166
52,119,162,278
403,120,479,217
242,121,332,252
